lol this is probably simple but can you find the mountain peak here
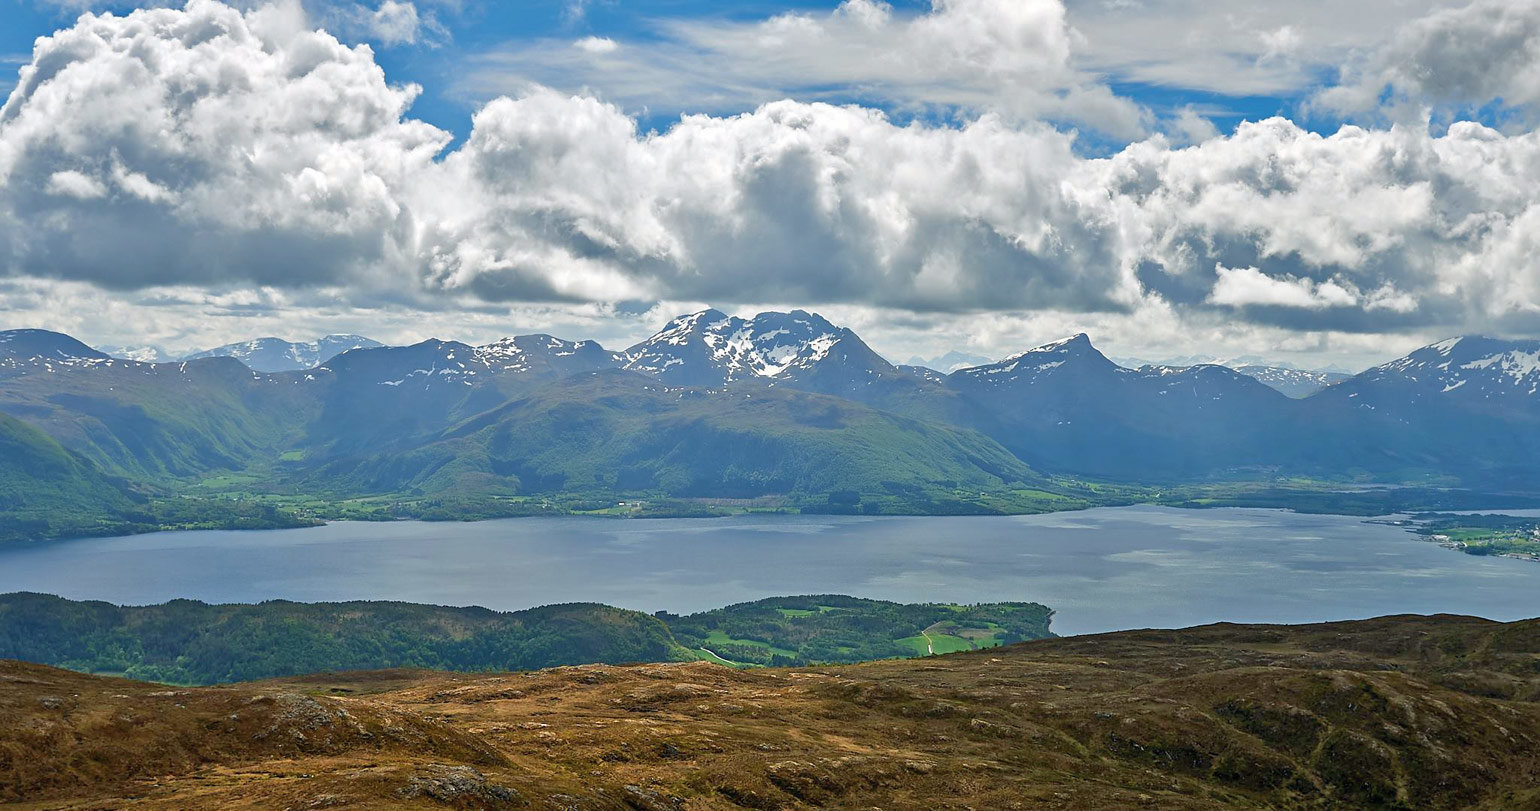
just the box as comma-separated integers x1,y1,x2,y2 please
998,333,1097,361
1039,333,1092,352
473,334,619,374
0,329,110,368
1342,334,1540,400
672,308,731,328
951,333,1115,385
622,309,890,388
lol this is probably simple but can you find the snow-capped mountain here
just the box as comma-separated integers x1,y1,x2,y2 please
319,334,620,389
10,319,1540,488
1342,336,1540,402
1297,336,1540,483
0,329,111,373
183,335,384,372
473,335,621,377
1230,366,1350,398
949,334,1117,387
621,309,899,394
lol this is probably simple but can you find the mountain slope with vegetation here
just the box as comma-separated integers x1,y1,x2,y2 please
0,413,138,542
6,314,1540,537
3,614,1538,808
314,372,1046,503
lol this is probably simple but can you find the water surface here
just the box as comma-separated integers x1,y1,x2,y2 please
1,507,1534,635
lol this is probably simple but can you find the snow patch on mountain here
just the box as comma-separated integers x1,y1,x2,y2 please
1230,365,1351,398
953,334,1112,385
622,309,878,386
1358,336,1540,399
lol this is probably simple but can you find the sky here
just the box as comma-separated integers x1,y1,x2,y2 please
1,0,1539,370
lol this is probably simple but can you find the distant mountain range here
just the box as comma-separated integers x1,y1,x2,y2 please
97,335,384,372
906,350,994,373
2,312,1538,538
1228,365,1352,398
181,335,383,372
99,325,1354,394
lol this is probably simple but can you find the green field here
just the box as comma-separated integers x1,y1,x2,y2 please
774,605,836,618
897,632,975,656
664,596,1054,666
703,630,799,658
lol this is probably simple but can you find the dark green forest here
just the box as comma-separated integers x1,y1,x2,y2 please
0,593,692,684
0,593,1055,684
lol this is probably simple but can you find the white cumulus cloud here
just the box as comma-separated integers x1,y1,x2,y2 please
0,0,450,289
1315,0,1540,122
462,0,1149,138
1209,266,1359,309
360,0,424,46
5,0,1540,359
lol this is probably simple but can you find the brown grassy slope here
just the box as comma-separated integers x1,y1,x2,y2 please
3,614,1539,809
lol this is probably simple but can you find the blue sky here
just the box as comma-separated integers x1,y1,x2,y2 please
1,0,1538,368
1,0,1354,147
6,1,940,137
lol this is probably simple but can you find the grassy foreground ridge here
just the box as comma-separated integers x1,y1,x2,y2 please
3,613,1539,808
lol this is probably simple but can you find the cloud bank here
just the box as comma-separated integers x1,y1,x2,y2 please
1317,0,1540,122
3,0,1540,364
464,0,1147,137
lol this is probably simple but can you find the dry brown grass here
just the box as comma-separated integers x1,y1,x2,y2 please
4,614,1539,809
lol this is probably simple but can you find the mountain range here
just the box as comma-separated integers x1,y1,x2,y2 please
1229,364,1352,397
3,311,1539,537
107,323,1357,394
97,335,383,372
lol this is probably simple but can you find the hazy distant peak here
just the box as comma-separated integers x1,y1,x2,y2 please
183,335,384,372
96,345,172,364
906,349,994,374
1229,365,1351,398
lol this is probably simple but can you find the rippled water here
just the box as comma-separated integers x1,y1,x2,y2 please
1,506,1535,635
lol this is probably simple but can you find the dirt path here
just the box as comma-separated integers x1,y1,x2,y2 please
699,647,749,666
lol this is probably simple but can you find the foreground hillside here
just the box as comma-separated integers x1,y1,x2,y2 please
3,615,1538,808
